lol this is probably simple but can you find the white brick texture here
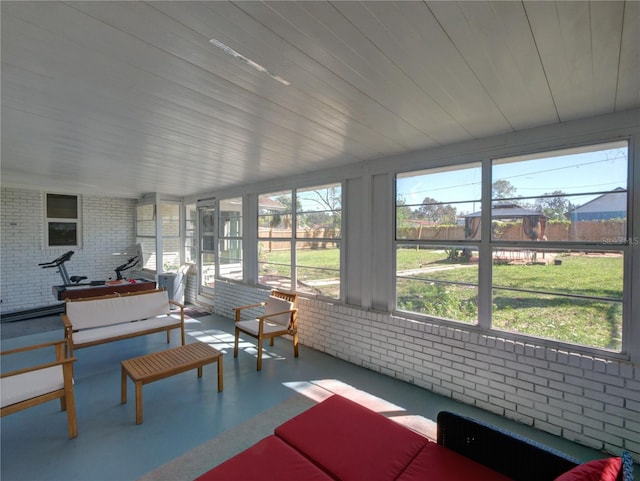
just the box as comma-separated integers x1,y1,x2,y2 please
1,187,136,314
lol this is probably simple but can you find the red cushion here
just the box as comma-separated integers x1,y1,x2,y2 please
396,443,514,481
275,394,429,481
193,435,334,481
554,457,622,481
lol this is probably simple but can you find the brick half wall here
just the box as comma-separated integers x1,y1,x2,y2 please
214,281,639,462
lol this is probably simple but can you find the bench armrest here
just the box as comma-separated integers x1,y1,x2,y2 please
169,299,185,310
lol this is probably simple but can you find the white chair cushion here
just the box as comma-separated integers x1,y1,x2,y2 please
1,366,63,408
262,296,294,327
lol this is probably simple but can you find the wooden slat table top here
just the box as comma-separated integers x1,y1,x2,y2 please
121,342,221,382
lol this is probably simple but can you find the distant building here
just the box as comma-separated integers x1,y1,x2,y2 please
566,187,626,221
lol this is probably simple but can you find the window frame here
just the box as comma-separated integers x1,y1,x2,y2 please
257,182,343,299
45,193,81,248
394,139,631,355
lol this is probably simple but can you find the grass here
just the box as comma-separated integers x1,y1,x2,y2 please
262,247,624,350
396,249,623,350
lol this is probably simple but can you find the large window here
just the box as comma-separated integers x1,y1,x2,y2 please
218,197,243,281
258,183,342,298
258,190,293,291
491,141,627,351
45,193,80,247
395,140,629,352
296,184,341,298
396,164,481,323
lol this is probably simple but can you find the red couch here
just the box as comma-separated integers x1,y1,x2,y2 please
194,394,630,481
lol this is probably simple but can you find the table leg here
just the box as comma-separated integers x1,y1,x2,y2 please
197,366,203,378
135,382,143,425
121,366,127,404
217,356,223,392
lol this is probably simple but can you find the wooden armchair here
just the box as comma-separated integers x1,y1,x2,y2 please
1,339,78,439
233,290,299,371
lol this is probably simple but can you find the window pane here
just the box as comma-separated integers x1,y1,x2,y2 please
161,237,180,272
219,240,243,280
296,184,341,238
201,208,215,252
136,204,155,237
396,245,478,323
397,164,481,241
48,222,77,246
296,241,340,298
136,237,156,270
185,204,196,264
492,141,628,243
219,197,242,237
492,248,623,350
258,191,292,238
258,240,291,290
201,252,215,288
47,194,77,219
162,203,180,237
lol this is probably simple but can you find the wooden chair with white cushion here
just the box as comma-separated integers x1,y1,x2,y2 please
1,339,78,439
233,290,299,371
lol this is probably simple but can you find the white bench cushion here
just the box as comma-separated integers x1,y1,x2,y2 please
1,366,63,408
66,290,169,330
72,313,181,345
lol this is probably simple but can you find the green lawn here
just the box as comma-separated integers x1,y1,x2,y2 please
396,249,623,350
262,246,624,350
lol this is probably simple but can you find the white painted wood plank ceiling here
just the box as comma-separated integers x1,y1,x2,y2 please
1,1,638,198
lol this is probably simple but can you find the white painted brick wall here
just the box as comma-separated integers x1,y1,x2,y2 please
1,187,136,315
213,281,639,462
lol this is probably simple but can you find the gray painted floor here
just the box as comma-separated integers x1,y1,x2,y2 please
0,312,631,481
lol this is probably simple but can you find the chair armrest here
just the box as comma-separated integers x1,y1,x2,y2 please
0,339,68,357
258,307,298,321
234,302,266,311
1,357,77,379
233,302,267,321
1,339,76,379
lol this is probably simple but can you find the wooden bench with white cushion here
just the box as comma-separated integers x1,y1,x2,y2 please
62,288,185,357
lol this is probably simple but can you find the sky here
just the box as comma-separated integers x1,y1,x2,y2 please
396,141,628,214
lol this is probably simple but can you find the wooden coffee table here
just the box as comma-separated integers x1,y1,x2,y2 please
121,342,223,424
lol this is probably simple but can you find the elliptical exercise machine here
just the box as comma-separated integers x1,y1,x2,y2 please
39,250,141,286
38,250,100,286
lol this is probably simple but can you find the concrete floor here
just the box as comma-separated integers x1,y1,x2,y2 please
0,311,630,481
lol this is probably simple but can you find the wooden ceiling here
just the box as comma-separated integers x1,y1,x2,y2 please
1,1,638,198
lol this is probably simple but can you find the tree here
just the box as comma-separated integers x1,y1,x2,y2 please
492,180,517,200
535,191,574,220
396,197,412,228
418,197,457,224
